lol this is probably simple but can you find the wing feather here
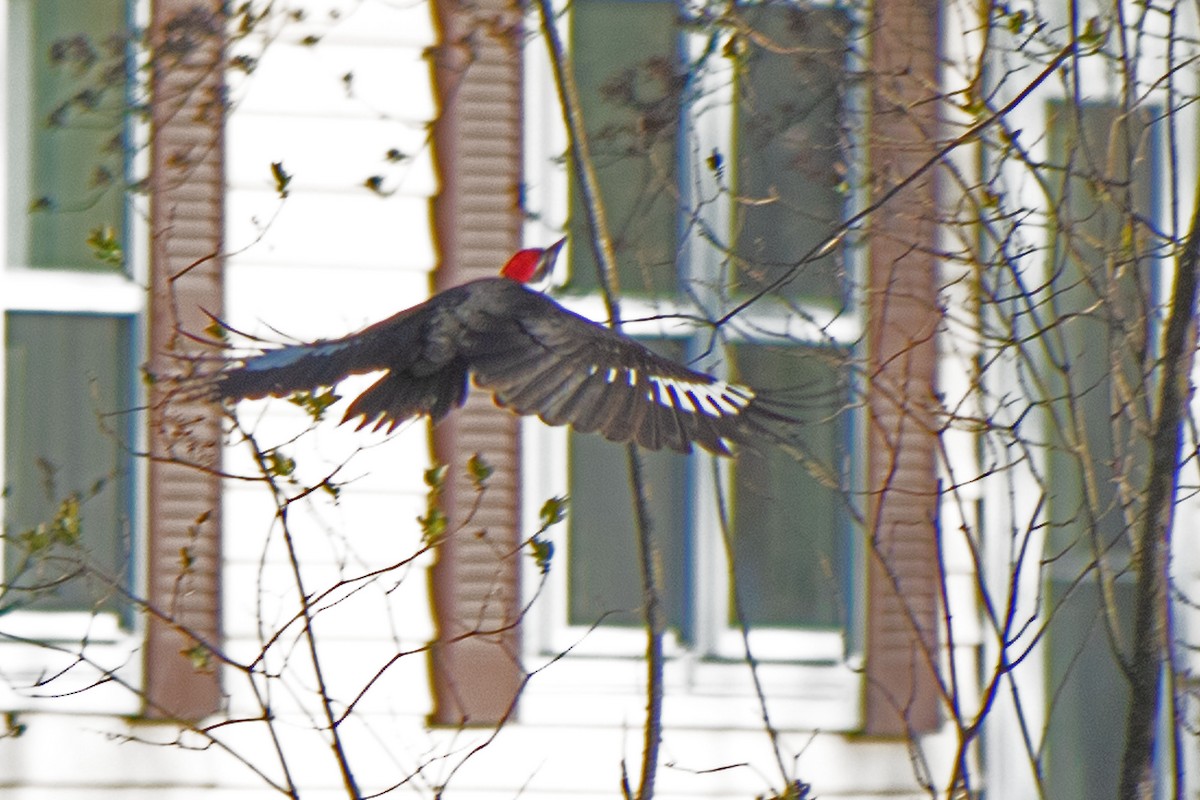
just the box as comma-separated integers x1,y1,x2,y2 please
463,286,761,454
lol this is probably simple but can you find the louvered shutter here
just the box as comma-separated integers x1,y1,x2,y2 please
427,0,526,725
142,0,225,720
862,0,942,736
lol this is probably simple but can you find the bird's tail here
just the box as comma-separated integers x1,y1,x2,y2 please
341,364,470,432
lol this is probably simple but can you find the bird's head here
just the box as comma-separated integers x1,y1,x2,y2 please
500,236,567,284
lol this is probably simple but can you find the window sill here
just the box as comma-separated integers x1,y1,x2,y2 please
518,652,862,732
0,612,141,714
2,267,143,314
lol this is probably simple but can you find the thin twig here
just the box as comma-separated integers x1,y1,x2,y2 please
241,426,363,799
531,1,664,797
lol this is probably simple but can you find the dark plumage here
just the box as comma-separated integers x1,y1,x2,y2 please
218,239,781,455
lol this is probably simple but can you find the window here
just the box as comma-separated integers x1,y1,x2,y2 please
0,0,223,718
2,0,141,624
523,0,861,683
1041,99,1158,800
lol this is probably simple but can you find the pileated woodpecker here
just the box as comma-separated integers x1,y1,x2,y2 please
218,238,779,455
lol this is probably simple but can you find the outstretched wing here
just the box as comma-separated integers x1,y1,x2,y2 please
462,285,768,455
217,285,476,431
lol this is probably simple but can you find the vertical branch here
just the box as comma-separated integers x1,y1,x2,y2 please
530,1,663,796
530,0,620,317
240,430,362,800
1116,181,1200,800
711,464,793,790
624,445,664,800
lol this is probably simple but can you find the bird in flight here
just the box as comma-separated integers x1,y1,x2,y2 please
217,238,784,455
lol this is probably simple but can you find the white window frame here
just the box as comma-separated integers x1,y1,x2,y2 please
519,0,866,729
0,0,150,713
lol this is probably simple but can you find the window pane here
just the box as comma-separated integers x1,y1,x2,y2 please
568,0,679,296
1044,100,1155,547
730,345,847,629
567,339,687,630
1042,101,1156,800
4,312,134,614
733,4,849,305
7,0,128,271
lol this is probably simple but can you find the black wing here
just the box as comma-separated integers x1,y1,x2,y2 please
217,285,476,431
220,279,786,453
461,286,766,455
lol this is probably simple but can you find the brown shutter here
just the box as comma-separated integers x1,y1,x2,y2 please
862,0,942,736
427,0,526,726
142,0,225,720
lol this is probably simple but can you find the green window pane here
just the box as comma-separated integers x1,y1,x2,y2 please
733,5,849,304
568,0,679,296
567,339,687,630
1044,100,1155,550
730,344,847,629
8,0,128,271
4,312,134,614
1041,100,1157,800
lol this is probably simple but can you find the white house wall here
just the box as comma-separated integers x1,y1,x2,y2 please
217,0,440,795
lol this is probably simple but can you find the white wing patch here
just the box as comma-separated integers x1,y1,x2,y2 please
599,366,641,386
646,374,754,416
588,362,755,417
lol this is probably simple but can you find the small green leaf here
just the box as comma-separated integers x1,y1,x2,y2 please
52,494,82,545
419,507,447,543
528,535,554,574
1079,16,1105,47
20,525,50,555
270,160,292,198
364,175,391,196
722,32,746,60
4,713,27,739
467,453,493,490
706,147,724,180
183,643,213,671
86,225,123,267
287,388,341,422
539,496,568,529
265,449,296,478
204,320,229,341
230,54,257,73
424,464,448,492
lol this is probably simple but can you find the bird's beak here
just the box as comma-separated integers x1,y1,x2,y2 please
535,236,567,282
